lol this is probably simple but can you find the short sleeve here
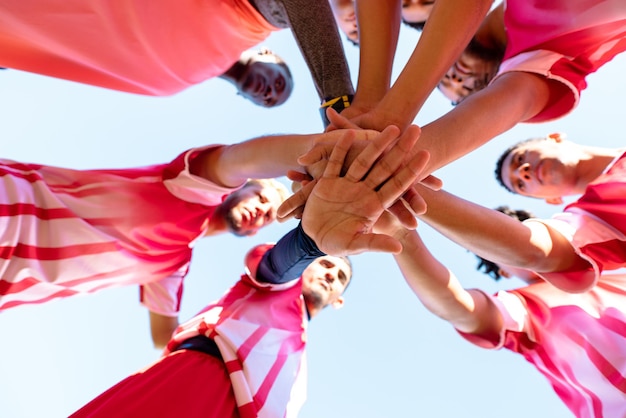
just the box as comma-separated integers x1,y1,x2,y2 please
162,145,243,205
140,264,188,316
457,290,532,350
527,215,599,292
493,50,579,123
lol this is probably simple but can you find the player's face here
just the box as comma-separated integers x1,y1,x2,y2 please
331,0,359,43
401,0,435,24
500,139,579,199
438,44,500,105
239,51,293,107
301,256,351,311
224,183,283,236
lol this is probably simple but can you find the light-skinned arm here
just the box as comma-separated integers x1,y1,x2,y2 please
375,211,503,338
189,129,381,188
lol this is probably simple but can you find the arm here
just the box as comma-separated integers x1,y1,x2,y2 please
376,211,503,338
307,71,555,182
415,71,554,175
344,0,493,131
256,223,325,283
148,312,179,349
189,129,381,188
415,186,592,286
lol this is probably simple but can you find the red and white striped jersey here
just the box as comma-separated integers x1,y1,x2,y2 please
165,244,309,418
494,0,626,122
0,145,237,314
462,274,626,418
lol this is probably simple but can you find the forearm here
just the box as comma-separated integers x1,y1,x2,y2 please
413,72,553,176
192,134,317,187
392,227,492,333
416,186,581,273
374,0,492,129
352,0,401,108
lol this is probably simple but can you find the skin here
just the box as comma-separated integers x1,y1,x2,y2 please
414,185,594,293
301,255,352,317
437,3,506,105
216,182,285,237
330,0,359,44
149,127,385,348
499,134,622,204
400,0,435,25
220,49,294,107
283,124,431,256
332,0,492,132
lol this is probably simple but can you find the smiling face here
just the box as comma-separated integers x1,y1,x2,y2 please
437,39,502,105
499,136,581,200
238,50,294,107
221,181,286,237
301,256,352,316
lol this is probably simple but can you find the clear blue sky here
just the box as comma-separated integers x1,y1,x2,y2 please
0,23,625,418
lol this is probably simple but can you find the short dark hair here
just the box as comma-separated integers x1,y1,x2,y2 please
475,206,535,281
402,18,426,31
494,137,546,193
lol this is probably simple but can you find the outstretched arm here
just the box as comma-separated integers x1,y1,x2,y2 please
338,0,493,132
250,0,354,127
415,185,594,292
375,211,504,338
188,129,380,188
315,71,556,183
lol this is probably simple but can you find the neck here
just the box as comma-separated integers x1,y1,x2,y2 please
219,60,245,85
204,209,228,237
575,146,625,191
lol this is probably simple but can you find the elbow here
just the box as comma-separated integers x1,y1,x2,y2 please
151,333,171,350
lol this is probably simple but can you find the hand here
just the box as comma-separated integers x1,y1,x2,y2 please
326,107,444,192
295,124,430,256
326,104,409,133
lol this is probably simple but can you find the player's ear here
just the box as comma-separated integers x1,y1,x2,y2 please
545,196,564,205
330,297,345,310
547,132,566,143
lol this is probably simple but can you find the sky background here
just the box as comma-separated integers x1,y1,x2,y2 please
0,20,625,418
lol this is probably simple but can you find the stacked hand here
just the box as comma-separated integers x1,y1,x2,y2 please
279,124,430,256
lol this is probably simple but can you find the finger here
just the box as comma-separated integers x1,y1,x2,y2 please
343,125,400,183
377,149,430,209
362,125,421,189
324,130,355,178
277,179,317,220
297,142,332,167
387,201,418,229
326,107,359,129
286,170,312,184
399,188,428,216
419,174,443,191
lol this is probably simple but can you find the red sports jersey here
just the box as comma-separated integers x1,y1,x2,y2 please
461,274,626,418
0,146,238,314
530,152,626,291
0,0,278,95
73,244,310,418
493,0,626,122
